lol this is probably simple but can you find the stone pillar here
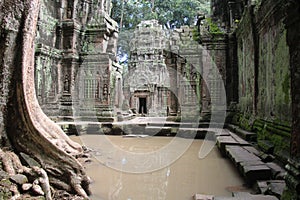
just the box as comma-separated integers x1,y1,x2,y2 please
78,13,118,122
59,20,81,121
284,0,300,198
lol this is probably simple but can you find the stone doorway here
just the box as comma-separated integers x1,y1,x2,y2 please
139,97,147,114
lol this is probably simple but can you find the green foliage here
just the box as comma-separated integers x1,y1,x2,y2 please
192,26,201,42
205,18,224,35
111,0,210,30
111,0,210,67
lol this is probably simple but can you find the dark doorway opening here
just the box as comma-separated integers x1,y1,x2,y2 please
139,97,147,114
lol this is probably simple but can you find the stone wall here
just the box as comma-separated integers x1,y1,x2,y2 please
168,26,202,117
233,0,292,162
256,0,291,122
34,0,119,122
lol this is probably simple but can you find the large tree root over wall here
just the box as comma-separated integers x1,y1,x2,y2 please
0,0,90,198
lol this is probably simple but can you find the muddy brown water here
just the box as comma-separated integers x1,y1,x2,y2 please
71,135,250,200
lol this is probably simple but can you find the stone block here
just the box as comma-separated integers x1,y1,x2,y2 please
255,180,269,194
243,164,272,183
194,194,214,200
266,162,286,179
226,145,261,167
20,152,41,168
217,136,239,156
243,146,261,157
235,128,257,142
267,180,286,198
233,192,278,199
260,153,275,163
238,160,265,174
229,132,250,146
256,180,286,199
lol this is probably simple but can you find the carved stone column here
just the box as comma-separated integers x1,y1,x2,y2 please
78,12,118,122
59,20,81,121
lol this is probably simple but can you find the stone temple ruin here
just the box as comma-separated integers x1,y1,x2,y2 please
124,20,171,116
2,0,300,199
124,19,228,118
34,0,121,122
35,13,229,121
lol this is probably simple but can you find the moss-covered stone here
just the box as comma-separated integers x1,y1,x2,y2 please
0,179,13,199
228,112,291,164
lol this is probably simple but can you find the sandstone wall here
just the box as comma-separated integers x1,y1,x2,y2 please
34,0,119,121
235,0,292,162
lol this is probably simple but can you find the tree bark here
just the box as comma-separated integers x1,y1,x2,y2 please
0,0,90,198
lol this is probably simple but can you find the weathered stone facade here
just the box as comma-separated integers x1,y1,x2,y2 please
124,20,170,116
234,0,292,161
211,0,300,198
210,0,292,161
124,20,204,118
34,0,119,122
168,26,204,117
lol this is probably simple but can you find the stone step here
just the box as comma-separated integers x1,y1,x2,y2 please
226,146,261,164
217,136,240,155
227,124,257,141
255,180,286,198
214,129,231,137
242,164,272,183
216,132,250,156
266,162,287,179
243,146,261,157
225,146,272,183
228,132,250,146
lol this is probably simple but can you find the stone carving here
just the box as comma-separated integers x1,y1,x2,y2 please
103,84,108,101
63,75,70,92
34,0,119,121
124,20,203,116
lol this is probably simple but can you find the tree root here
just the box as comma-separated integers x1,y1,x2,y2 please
1,0,91,198
0,149,52,199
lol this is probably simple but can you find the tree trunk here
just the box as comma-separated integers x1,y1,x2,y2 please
0,0,90,198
